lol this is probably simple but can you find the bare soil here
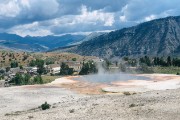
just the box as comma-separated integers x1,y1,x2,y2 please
1,74,180,120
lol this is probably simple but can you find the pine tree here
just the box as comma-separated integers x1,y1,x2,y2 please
167,56,172,66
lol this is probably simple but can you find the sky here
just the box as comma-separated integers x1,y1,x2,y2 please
0,0,180,37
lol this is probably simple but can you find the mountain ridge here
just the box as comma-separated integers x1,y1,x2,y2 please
55,16,180,59
0,33,85,52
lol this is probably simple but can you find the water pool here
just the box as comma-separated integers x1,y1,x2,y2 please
73,73,150,84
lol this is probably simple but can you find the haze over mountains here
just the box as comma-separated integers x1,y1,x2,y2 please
56,16,180,59
0,33,85,52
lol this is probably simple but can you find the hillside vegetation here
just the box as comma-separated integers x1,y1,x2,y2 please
0,51,98,67
57,16,180,59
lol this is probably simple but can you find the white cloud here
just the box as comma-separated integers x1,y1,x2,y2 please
20,0,30,8
120,15,126,22
1,0,180,36
0,0,20,17
74,5,114,26
8,21,53,37
27,0,59,16
144,15,156,21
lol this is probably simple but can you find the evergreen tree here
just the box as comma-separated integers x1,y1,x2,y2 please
36,59,45,75
153,57,157,66
167,56,172,66
60,62,73,75
11,61,18,68
6,67,10,72
144,56,151,66
29,60,36,67
79,61,97,75
159,57,167,66
24,74,31,85
12,73,23,85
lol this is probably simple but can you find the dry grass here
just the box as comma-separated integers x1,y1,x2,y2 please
0,51,99,67
41,75,61,83
153,66,180,74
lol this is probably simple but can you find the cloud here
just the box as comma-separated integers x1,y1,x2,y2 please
75,5,115,26
121,0,180,22
0,0,59,29
8,22,53,37
0,0,20,17
0,0,180,36
50,5,115,34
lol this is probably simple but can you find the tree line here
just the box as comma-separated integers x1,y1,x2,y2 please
139,56,180,67
11,73,43,85
122,56,180,67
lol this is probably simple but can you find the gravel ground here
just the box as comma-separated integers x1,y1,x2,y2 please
1,74,180,120
1,88,180,120
0,80,5,87
0,85,85,116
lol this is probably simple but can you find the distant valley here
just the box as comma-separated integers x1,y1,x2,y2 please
0,33,85,52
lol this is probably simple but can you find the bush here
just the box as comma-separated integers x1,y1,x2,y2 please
69,109,75,113
123,92,131,95
137,64,154,73
177,72,180,75
41,102,50,110
11,61,18,68
72,58,77,61
33,75,43,84
129,104,136,108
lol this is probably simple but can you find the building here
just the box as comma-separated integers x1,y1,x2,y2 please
46,64,61,75
24,67,38,75
64,61,82,72
8,67,21,76
31,67,38,72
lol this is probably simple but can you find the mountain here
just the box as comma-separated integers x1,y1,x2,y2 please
49,32,105,52
67,32,105,46
0,33,85,52
55,16,180,59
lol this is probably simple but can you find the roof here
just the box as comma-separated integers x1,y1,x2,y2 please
48,64,60,68
10,67,20,73
67,63,82,67
63,61,81,64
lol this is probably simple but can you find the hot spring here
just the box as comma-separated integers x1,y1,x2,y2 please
73,73,150,84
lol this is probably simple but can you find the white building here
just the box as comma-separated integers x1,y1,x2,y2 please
47,64,61,74
31,67,38,72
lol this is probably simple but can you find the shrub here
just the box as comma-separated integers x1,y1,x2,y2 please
177,72,180,75
123,92,131,95
41,102,50,110
33,75,43,84
72,58,77,61
137,64,154,73
129,104,136,108
69,109,75,113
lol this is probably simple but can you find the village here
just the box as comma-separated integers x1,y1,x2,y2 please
0,51,104,87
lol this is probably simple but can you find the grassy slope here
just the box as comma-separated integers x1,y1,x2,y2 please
41,75,61,84
153,67,180,74
0,51,99,67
